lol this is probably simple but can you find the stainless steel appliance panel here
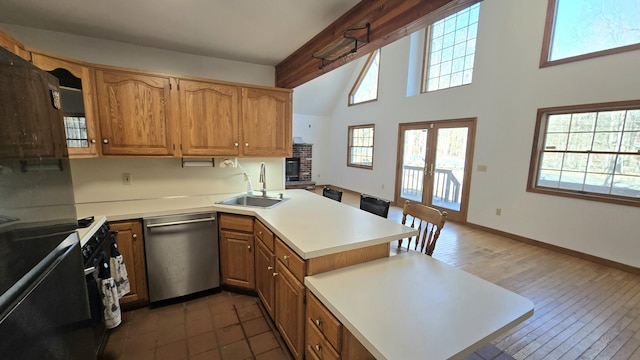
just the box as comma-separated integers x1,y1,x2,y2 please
143,212,219,302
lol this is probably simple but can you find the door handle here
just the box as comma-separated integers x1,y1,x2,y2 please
429,163,434,176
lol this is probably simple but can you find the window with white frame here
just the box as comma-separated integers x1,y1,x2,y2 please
528,101,640,207
542,0,640,66
347,124,375,169
423,3,480,92
349,50,380,105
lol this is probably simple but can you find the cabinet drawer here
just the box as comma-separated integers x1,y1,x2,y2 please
306,319,340,360
254,219,274,251
219,213,254,233
275,237,305,282
307,292,342,351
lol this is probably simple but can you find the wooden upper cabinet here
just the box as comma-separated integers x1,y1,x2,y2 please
31,53,100,158
95,69,175,156
240,87,292,157
0,31,31,61
177,79,240,156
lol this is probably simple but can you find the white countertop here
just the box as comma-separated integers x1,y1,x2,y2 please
305,252,534,360
76,215,107,247
74,189,417,259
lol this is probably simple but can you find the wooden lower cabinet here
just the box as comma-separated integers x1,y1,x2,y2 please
255,238,276,319
219,213,255,290
109,220,148,306
275,261,305,360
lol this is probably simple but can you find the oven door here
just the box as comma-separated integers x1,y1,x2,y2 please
85,256,106,355
0,233,95,359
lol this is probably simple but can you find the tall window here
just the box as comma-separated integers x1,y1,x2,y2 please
423,3,480,92
349,50,380,106
348,124,375,169
528,101,640,207
541,0,640,67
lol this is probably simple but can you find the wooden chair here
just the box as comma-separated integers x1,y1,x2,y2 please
359,194,391,218
399,200,447,256
322,187,343,202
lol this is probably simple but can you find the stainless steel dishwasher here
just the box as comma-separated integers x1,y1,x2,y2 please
143,212,219,302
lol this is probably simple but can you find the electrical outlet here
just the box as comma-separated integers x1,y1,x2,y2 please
122,172,132,185
496,208,502,216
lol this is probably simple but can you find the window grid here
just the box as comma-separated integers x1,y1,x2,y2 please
348,125,375,169
63,116,88,148
424,3,480,92
530,103,640,206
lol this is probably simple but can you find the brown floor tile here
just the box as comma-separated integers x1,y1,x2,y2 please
230,294,258,308
255,347,289,360
124,330,157,351
187,330,218,356
216,324,245,346
242,316,270,337
158,311,186,328
156,339,187,360
120,345,155,360
157,325,186,344
237,303,262,322
219,339,252,359
186,307,211,322
248,331,279,355
129,315,159,335
209,300,235,316
186,318,214,337
212,311,239,329
189,348,222,360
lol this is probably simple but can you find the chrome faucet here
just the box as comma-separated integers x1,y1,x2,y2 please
259,162,267,197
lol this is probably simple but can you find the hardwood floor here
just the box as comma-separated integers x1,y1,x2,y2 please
313,188,640,360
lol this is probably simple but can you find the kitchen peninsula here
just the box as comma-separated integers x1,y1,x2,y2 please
75,189,533,359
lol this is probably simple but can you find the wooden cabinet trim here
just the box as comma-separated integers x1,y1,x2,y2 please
306,243,390,276
219,213,254,233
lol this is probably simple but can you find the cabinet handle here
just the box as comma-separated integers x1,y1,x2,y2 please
258,231,262,235
272,272,278,277
90,139,96,144
245,143,249,147
267,266,273,270
315,318,322,327
234,142,239,147
132,234,137,239
247,245,251,250
315,344,321,352
283,255,289,260
103,139,109,144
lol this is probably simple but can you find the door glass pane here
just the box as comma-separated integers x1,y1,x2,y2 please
401,129,428,201
432,127,468,211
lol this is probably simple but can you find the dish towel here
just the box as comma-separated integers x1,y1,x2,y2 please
98,252,122,329
110,239,130,298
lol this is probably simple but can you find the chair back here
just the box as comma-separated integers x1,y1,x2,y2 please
400,201,447,256
359,194,390,218
322,187,343,202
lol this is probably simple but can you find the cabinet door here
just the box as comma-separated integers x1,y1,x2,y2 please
32,53,100,158
275,261,305,360
219,230,255,289
240,87,292,157
109,221,148,305
178,79,240,156
255,239,275,320
95,69,175,156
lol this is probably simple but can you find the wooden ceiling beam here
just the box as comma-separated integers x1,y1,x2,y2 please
275,0,481,89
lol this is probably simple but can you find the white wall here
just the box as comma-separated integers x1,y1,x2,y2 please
292,114,331,184
297,0,640,267
0,24,274,86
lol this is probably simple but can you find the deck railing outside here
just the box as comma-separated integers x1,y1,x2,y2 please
401,165,461,205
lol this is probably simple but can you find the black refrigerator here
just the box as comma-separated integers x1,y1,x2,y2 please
0,47,94,359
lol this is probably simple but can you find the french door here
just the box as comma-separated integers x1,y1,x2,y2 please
395,119,476,222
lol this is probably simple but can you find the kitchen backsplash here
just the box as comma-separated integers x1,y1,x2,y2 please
70,158,284,204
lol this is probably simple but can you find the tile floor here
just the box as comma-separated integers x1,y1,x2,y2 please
101,291,291,360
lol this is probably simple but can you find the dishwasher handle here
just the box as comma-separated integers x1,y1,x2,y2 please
146,217,216,228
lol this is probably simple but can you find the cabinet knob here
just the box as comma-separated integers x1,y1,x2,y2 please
103,139,109,144
90,139,96,144
267,266,273,270
245,143,249,147
132,234,137,239
283,255,289,260
315,344,321,352
247,245,251,250
315,318,322,327
258,231,262,235
272,272,278,277
234,142,239,147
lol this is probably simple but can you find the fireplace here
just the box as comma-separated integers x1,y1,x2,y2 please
285,157,300,181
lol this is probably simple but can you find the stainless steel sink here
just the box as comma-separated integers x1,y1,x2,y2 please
216,195,287,209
